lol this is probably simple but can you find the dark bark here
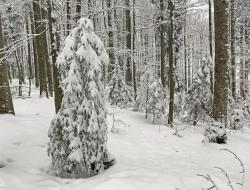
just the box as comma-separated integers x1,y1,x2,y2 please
33,0,49,98
125,0,132,84
231,0,236,99
209,0,214,94
0,14,15,115
76,0,82,21
212,0,230,124
47,0,63,113
160,0,166,88
168,0,174,126
30,8,39,87
106,0,115,81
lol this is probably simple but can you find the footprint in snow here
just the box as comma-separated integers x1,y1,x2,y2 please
6,158,14,163
13,142,22,146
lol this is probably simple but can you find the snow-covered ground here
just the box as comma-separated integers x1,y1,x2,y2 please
0,91,250,190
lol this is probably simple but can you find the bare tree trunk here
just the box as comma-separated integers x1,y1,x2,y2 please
160,0,166,88
209,0,214,94
0,14,15,115
125,0,132,84
30,8,39,88
33,0,49,98
168,0,174,126
132,0,137,100
230,0,236,99
26,14,32,96
212,0,230,125
239,20,246,99
106,0,115,82
76,0,82,21
66,0,71,35
47,0,63,113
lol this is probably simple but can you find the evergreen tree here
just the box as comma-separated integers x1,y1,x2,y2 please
148,79,165,124
108,59,133,107
182,57,212,125
48,18,111,178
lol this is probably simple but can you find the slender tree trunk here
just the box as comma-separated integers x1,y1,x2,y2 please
30,9,39,87
125,0,132,84
76,0,82,21
209,0,214,94
132,0,137,100
66,0,71,35
239,20,245,99
0,14,15,115
41,9,53,97
33,0,49,98
26,15,32,96
106,0,115,81
231,0,236,99
47,0,63,113
160,0,166,88
168,0,174,126
212,0,230,125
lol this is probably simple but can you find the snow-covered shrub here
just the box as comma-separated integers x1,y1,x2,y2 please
203,121,227,144
136,66,155,116
181,57,212,125
228,98,250,130
108,59,134,107
48,18,111,178
147,79,166,124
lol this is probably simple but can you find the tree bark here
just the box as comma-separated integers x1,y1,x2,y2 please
125,0,132,84
160,0,166,88
230,0,236,99
168,0,174,126
0,14,15,115
33,0,49,98
47,0,63,113
212,0,230,125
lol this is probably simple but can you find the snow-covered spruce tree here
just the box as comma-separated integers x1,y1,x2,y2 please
136,65,155,118
48,18,111,178
182,57,212,125
148,79,166,124
108,58,133,107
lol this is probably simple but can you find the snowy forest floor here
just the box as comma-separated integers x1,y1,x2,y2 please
0,90,250,190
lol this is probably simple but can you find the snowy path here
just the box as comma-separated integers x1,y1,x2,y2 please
0,95,250,190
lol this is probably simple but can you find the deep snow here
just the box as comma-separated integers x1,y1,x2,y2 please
0,91,250,190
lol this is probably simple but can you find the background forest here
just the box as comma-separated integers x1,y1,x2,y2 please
0,0,250,189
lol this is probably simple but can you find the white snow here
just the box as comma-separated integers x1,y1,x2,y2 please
0,90,250,190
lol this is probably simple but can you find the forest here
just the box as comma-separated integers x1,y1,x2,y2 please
0,0,250,189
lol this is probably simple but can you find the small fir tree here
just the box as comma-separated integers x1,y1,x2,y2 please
48,18,112,178
148,79,166,124
108,58,133,107
182,57,212,125
136,66,155,118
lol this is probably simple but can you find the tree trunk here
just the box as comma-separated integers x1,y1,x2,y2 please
212,0,230,125
33,0,49,98
239,20,246,99
30,8,39,88
0,14,15,115
76,0,82,21
209,0,214,94
26,14,32,96
132,0,137,100
106,0,115,82
160,0,166,88
66,0,71,35
125,0,132,84
230,0,236,99
168,0,174,126
47,0,63,113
